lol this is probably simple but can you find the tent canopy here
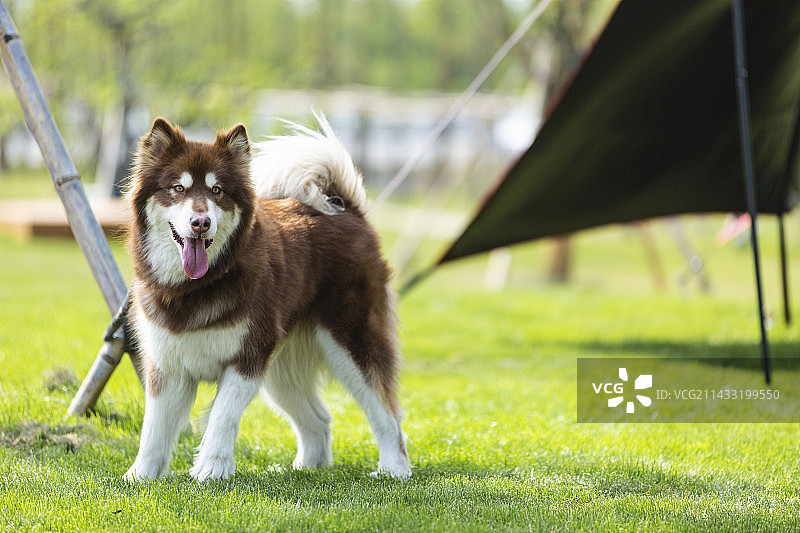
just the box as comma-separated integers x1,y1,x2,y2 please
440,0,800,264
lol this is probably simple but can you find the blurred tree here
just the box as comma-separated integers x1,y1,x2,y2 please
79,0,162,195
1,0,617,194
340,0,407,88
241,0,300,87
308,0,345,88
0,0,25,172
408,0,507,91
0,81,24,171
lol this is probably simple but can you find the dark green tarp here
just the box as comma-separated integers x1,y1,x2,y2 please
440,0,800,265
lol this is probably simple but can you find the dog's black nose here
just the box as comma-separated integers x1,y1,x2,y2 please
190,214,211,235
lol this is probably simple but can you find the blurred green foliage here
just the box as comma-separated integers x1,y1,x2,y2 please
0,0,617,129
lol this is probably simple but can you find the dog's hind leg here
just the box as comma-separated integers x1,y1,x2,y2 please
314,326,411,479
261,324,333,470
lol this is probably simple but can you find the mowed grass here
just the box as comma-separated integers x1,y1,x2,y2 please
1,211,800,532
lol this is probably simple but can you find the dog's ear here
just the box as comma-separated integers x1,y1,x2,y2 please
136,118,185,166
216,123,250,159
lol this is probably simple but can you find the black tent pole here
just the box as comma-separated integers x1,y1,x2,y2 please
778,214,791,325
778,90,800,328
731,0,771,384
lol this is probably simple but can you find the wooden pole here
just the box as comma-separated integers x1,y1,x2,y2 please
0,2,143,414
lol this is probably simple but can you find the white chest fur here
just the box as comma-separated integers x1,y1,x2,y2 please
133,306,249,382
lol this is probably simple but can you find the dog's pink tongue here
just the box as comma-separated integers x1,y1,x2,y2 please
182,238,209,279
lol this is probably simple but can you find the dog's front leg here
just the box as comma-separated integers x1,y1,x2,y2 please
125,368,198,481
190,366,260,481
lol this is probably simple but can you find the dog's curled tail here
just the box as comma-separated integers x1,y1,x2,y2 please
250,111,368,215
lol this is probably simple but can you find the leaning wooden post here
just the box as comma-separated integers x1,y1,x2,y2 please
0,2,144,414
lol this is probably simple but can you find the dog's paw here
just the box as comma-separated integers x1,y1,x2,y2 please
292,448,332,470
372,454,412,480
123,460,166,482
370,467,412,480
371,462,412,480
190,455,236,482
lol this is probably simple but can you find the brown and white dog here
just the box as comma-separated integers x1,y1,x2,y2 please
123,113,411,481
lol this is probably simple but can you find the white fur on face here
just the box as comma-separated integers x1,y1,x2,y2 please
180,172,193,190
143,197,184,285
143,196,242,285
168,197,219,241
207,206,241,269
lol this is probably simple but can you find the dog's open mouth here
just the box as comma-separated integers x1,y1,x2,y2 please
170,223,213,279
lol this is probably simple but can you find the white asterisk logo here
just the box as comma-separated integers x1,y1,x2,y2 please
608,367,652,413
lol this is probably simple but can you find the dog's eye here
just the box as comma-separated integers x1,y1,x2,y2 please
211,185,222,195
173,184,184,193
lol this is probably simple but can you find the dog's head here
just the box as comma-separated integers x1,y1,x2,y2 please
128,118,254,285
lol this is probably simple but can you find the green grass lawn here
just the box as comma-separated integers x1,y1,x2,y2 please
1,211,799,532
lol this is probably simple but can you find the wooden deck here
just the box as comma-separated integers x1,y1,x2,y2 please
0,199,129,239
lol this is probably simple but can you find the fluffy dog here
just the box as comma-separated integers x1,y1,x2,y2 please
123,114,411,481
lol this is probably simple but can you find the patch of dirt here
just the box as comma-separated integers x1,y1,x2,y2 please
42,366,80,393
0,420,96,453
